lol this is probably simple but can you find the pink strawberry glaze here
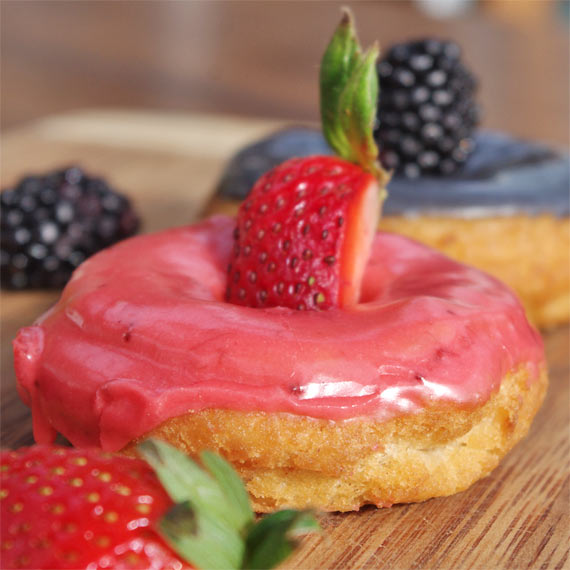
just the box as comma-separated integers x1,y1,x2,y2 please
14,215,544,451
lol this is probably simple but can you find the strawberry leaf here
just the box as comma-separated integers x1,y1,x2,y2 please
200,450,254,529
338,43,387,181
242,510,321,570
160,500,245,570
320,9,389,183
139,440,321,570
320,8,360,160
139,439,241,531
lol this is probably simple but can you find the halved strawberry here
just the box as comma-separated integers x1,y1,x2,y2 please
0,441,319,569
226,156,380,309
225,10,389,310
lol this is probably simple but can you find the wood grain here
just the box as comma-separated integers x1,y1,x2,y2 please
1,112,569,569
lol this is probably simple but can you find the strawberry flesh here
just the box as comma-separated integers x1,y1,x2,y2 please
226,155,380,310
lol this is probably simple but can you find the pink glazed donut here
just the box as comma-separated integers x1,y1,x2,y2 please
14,215,547,512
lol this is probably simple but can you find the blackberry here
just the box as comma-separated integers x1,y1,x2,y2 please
375,38,480,178
1,166,139,290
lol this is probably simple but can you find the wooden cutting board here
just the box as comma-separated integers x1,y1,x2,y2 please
2,110,568,569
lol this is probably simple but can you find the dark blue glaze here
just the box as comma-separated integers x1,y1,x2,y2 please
216,127,569,217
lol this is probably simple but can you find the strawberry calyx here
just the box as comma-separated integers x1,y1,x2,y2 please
320,9,390,185
139,440,321,570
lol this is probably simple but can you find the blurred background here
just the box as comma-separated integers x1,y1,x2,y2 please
2,0,569,146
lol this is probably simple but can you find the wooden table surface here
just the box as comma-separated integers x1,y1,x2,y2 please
1,111,569,569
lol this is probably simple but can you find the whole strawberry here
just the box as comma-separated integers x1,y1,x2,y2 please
0,441,319,569
226,10,389,310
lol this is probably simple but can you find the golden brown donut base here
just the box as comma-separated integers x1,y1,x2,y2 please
124,365,547,512
206,197,569,329
380,215,570,329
